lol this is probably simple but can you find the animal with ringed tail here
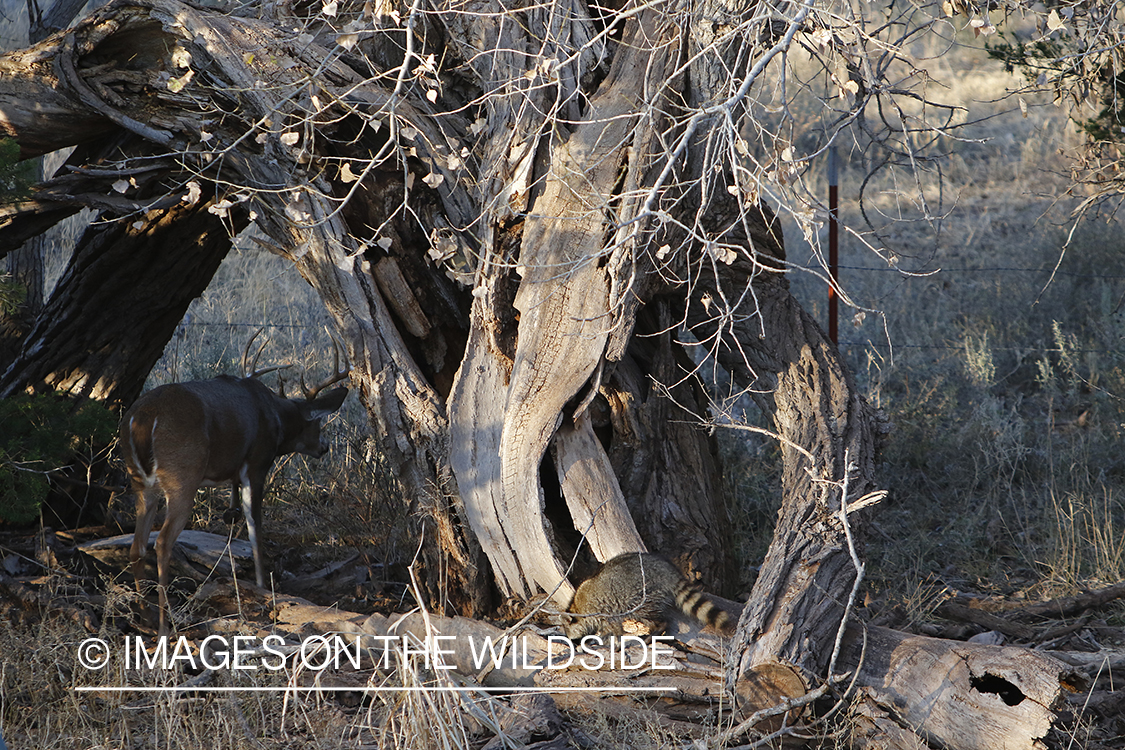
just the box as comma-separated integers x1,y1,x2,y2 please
119,332,349,634
564,552,735,640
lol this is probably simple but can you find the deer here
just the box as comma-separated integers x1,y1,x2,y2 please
119,331,350,634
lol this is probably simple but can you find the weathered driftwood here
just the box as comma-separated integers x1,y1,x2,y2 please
935,582,1125,645
935,599,1039,641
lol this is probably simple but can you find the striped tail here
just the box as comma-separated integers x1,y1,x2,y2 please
674,583,735,635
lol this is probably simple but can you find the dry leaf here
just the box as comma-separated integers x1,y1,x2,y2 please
376,236,393,250
399,126,418,141
208,198,235,218
1046,9,1064,32
970,17,995,37
167,70,194,93
422,171,445,188
183,181,202,205
707,242,737,265
322,0,338,17
426,89,438,103
337,32,359,49
340,162,358,183
284,192,310,223
112,179,130,194
171,47,192,69
280,132,300,146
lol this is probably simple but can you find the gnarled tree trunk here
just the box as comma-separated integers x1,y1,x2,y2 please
0,0,903,667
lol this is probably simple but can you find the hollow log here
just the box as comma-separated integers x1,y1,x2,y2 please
266,596,1076,749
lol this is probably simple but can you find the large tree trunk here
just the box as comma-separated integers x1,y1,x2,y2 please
0,176,241,406
0,0,95,370
0,0,868,644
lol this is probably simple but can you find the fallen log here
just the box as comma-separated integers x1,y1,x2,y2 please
260,593,1077,749
839,624,1079,750
79,530,255,583
940,581,1125,622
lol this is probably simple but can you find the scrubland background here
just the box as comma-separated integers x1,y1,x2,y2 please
732,29,1125,629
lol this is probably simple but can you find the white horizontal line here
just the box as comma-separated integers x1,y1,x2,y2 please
74,685,675,693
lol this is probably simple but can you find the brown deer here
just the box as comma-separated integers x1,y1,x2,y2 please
119,332,349,634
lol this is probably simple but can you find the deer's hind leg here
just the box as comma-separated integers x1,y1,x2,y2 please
148,470,203,635
128,476,163,594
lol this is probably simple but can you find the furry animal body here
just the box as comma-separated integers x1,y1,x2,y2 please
564,552,734,640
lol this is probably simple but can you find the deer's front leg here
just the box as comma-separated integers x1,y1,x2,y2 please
238,464,268,587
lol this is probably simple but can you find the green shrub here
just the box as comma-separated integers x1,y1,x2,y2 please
0,272,25,315
0,138,34,202
0,394,116,524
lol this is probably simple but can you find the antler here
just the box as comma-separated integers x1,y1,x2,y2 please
241,328,290,379
300,334,351,400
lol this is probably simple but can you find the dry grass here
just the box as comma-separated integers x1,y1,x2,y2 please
728,27,1125,629
0,600,517,749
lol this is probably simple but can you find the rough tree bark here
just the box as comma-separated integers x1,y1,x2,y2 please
0,0,97,369
0,167,244,406
0,0,1075,745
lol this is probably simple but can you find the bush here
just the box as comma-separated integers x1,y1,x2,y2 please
0,394,116,524
0,272,25,314
0,138,34,202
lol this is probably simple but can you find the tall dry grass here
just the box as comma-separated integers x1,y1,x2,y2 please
726,32,1125,621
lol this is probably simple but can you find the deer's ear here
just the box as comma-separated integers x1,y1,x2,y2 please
304,387,348,418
